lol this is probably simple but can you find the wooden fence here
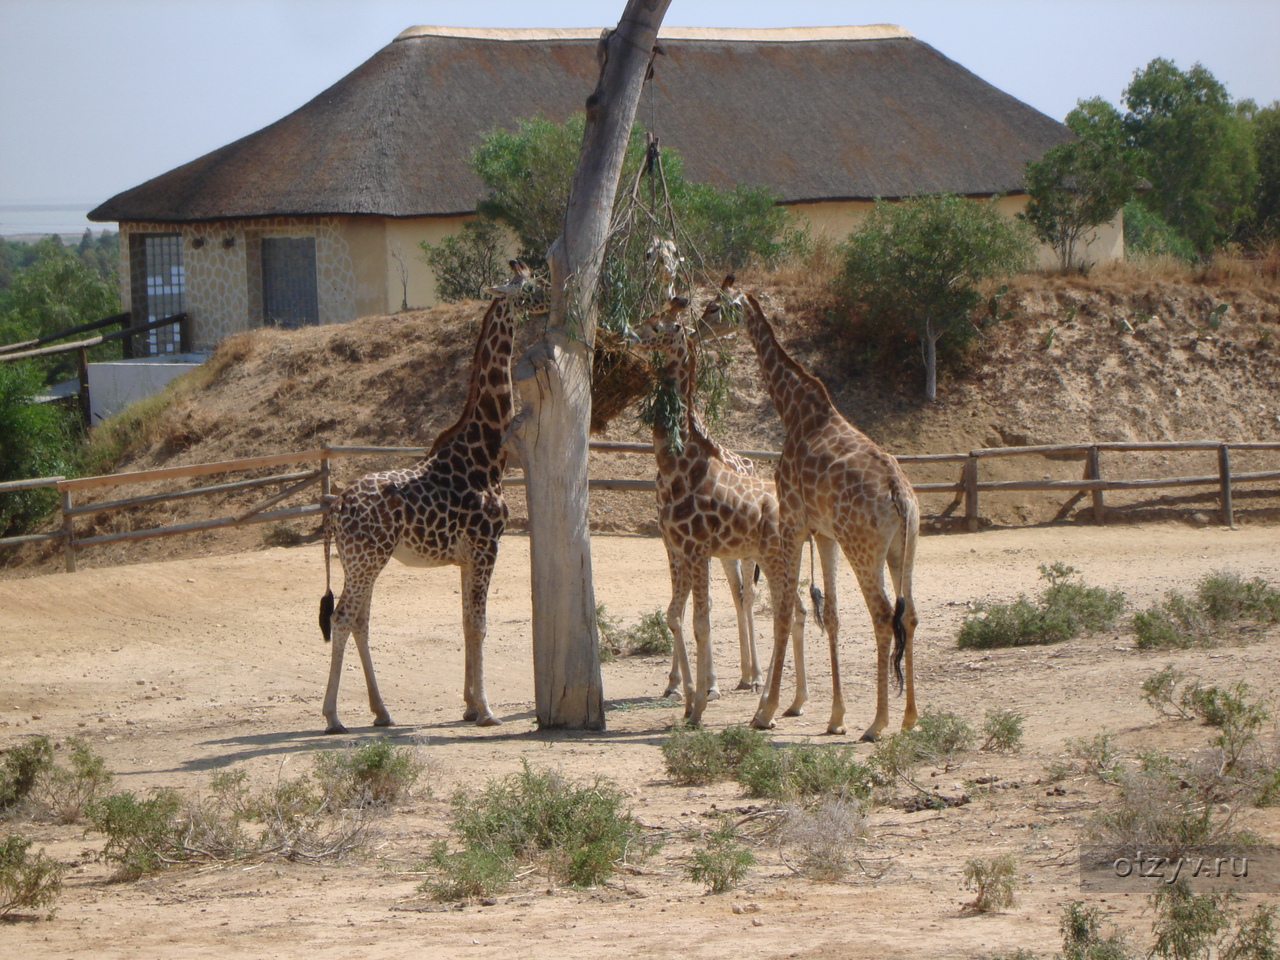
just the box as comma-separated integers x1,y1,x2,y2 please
2,439,1278,573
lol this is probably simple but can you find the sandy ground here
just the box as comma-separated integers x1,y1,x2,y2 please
2,524,1279,959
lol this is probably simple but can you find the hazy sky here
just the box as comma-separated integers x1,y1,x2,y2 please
1,0,1277,233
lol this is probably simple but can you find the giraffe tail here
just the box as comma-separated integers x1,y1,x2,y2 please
319,495,335,643
891,596,907,694
889,486,915,694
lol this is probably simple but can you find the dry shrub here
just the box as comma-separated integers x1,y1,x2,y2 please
778,798,867,880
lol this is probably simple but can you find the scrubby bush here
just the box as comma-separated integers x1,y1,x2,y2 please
0,834,65,917
686,821,754,893
1151,881,1279,960
778,798,867,880
1133,571,1280,649
89,789,184,879
37,737,113,824
981,708,1026,753
1060,901,1132,960
738,742,872,803
962,853,1018,912
421,840,514,902
0,736,54,814
312,738,424,809
598,606,676,661
661,723,770,785
448,761,647,888
958,563,1125,649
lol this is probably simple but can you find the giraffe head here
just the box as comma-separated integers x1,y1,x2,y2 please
485,259,547,313
698,274,743,336
631,296,692,361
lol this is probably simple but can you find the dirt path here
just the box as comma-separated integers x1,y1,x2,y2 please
2,524,1278,958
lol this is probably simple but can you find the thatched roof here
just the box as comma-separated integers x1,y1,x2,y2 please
89,25,1069,224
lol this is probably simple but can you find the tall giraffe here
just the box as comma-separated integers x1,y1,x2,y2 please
317,262,535,734
634,297,806,725
704,279,920,740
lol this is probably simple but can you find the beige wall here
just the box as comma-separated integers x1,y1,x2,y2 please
121,217,358,351
788,195,1124,271
117,197,1124,355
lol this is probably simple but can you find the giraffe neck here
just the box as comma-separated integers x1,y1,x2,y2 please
740,293,833,438
428,297,516,467
653,338,726,470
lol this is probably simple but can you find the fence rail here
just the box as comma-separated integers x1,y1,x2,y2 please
2,439,1277,572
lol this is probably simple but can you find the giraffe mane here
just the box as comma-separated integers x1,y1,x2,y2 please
427,294,507,458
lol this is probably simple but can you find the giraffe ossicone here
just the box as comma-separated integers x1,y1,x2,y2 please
316,261,534,734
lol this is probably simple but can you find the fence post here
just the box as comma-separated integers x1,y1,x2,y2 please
61,488,77,573
119,312,134,359
963,456,979,532
1218,443,1234,528
1085,446,1105,523
77,346,91,427
179,313,193,354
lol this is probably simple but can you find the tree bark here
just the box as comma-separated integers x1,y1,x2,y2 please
508,0,671,729
923,321,940,402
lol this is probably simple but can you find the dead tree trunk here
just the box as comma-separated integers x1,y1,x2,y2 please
508,0,671,729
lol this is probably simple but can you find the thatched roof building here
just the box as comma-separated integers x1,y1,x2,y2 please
90,26,1099,354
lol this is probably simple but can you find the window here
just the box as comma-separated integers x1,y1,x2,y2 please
261,237,319,328
128,233,185,355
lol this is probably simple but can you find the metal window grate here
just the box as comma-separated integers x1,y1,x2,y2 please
129,233,185,355
262,237,319,328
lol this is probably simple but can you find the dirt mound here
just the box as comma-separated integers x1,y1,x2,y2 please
4,271,1280,575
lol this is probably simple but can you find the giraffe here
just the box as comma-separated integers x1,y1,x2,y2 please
703,279,920,741
316,261,536,734
633,297,807,725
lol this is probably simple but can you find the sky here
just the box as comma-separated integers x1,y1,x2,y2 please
1,0,1278,235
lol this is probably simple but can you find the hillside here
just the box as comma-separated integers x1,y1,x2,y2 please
5,266,1280,574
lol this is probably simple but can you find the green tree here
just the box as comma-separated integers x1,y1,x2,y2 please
0,362,77,535
1022,97,1143,270
838,194,1033,401
1123,58,1256,254
419,218,508,302
0,238,120,384
1243,101,1280,243
470,113,796,281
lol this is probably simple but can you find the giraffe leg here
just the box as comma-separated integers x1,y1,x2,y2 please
721,558,759,692
688,562,714,725
813,535,844,733
752,533,803,730
322,560,393,734
460,553,500,726
782,584,808,716
851,561,897,742
664,559,695,706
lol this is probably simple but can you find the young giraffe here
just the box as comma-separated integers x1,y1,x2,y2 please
634,297,807,725
704,279,920,740
317,262,535,734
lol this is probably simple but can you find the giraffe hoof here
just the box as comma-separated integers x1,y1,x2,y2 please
750,716,775,731
476,714,502,727
735,680,755,692
662,688,682,702
462,708,479,722
323,722,348,735
782,704,805,717
706,688,722,702
858,728,880,742
374,715,394,728
825,724,847,736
